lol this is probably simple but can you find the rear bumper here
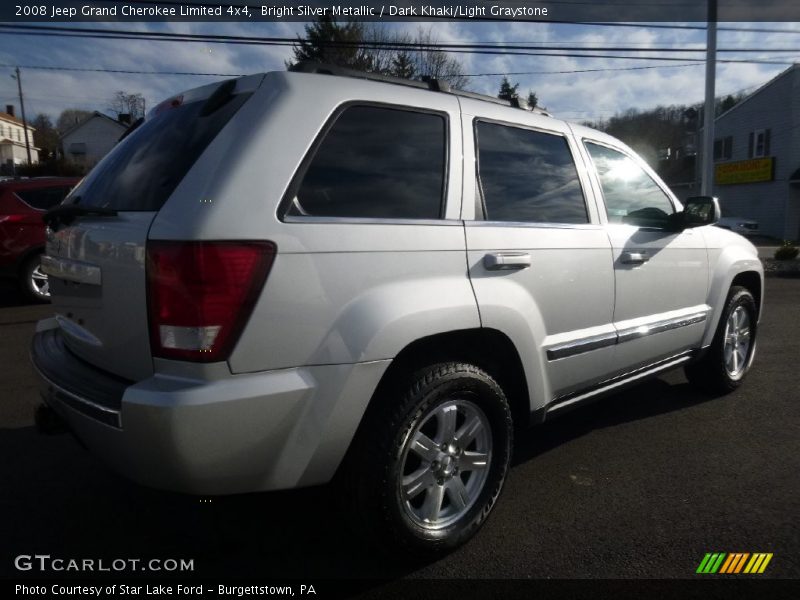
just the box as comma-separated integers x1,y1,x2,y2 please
31,320,389,495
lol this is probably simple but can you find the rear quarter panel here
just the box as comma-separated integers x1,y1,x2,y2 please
148,72,479,372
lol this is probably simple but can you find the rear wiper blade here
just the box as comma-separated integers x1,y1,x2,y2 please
44,203,118,230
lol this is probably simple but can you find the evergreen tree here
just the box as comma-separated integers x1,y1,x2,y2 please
498,77,520,101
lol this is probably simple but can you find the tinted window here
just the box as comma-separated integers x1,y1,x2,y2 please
585,142,674,228
288,106,446,219
16,186,74,210
68,85,251,211
475,122,588,224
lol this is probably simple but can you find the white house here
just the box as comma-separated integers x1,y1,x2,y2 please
697,64,800,241
60,112,128,167
0,105,39,169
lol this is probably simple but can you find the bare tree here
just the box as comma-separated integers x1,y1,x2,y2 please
108,91,145,120
56,109,92,134
407,27,469,90
289,18,470,90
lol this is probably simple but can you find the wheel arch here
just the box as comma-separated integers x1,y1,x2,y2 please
361,328,532,434
703,248,764,348
731,271,762,319
15,244,45,276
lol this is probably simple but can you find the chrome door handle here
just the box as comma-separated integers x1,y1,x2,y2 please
621,251,650,264
484,252,531,271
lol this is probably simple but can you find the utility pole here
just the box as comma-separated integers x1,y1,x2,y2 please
12,67,33,165
701,0,717,195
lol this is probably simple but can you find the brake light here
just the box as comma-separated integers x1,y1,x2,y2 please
150,94,184,118
146,241,276,362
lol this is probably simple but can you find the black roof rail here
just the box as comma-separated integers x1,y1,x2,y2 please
288,61,552,116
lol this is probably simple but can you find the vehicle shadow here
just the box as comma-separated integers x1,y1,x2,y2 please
4,377,721,585
0,280,37,308
1,425,423,585
513,377,722,466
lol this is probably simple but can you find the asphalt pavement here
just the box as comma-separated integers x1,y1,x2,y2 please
1,278,798,590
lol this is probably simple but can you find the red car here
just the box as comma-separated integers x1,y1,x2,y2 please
0,177,81,302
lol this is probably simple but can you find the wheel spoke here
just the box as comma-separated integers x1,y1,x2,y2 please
437,405,458,443
410,432,439,462
460,451,489,472
402,467,435,499
399,398,494,530
739,328,750,341
736,347,747,365
455,414,482,448
446,477,470,510
421,483,445,522
731,346,739,372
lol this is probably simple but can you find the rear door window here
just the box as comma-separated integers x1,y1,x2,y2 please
67,84,251,212
286,105,447,220
475,121,588,224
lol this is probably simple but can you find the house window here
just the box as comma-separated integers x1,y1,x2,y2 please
748,129,771,158
69,142,87,155
713,136,732,161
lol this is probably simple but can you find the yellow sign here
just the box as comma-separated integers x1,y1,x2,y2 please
715,158,774,185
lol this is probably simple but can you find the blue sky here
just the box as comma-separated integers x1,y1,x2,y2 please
0,20,798,124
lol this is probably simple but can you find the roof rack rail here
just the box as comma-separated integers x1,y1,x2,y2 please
288,61,551,116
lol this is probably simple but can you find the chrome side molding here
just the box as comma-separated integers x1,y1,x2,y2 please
40,255,102,286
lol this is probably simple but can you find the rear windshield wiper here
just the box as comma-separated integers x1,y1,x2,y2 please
44,202,118,231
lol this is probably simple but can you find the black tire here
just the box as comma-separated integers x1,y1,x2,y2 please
19,254,50,304
339,362,513,556
685,286,757,394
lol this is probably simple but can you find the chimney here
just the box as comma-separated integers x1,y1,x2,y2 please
118,113,131,125
5,105,14,117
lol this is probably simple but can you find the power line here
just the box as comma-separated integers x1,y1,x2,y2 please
0,63,243,77
0,28,795,67
2,24,800,54
461,62,706,76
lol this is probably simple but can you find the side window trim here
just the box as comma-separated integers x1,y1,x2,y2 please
582,138,679,229
473,117,592,226
278,101,450,223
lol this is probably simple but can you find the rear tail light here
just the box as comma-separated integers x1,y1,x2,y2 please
146,241,276,362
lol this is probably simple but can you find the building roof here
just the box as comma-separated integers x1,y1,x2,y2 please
59,111,128,139
715,63,800,122
0,111,35,130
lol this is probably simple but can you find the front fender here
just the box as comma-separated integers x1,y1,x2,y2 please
702,228,764,347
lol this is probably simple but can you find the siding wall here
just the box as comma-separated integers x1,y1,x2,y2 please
62,116,126,166
709,66,800,240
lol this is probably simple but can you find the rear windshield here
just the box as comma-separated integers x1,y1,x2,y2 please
67,87,251,212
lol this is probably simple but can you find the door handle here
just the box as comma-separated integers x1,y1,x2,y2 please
620,251,650,265
484,252,531,271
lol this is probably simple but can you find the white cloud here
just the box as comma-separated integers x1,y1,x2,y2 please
0,20,796,125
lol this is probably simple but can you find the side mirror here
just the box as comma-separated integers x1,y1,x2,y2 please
680,196,720,228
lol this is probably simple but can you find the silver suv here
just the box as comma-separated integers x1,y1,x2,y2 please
32,65,763,554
